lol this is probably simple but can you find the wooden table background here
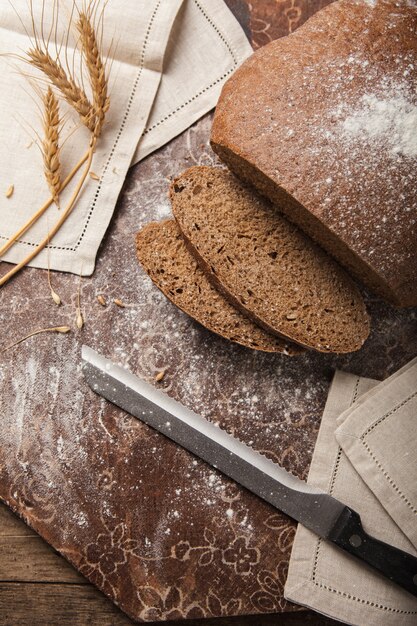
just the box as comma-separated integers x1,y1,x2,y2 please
2,2,413,625
0,494,338,626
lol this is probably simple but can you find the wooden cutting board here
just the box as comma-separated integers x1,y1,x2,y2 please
1,1,416,623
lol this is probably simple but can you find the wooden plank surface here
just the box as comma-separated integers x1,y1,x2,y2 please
0,581,339,626
0,503,136,625
0,583,135,626
0,503,339,626
0,536,86,583
0,504,34,536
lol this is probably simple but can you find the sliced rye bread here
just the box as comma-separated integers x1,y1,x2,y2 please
136,219,301,355
170,166,370,354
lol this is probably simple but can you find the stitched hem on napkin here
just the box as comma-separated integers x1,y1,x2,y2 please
284,371,417,626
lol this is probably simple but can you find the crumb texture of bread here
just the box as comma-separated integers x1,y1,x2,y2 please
136,219,301,354
211,0,417,307
171,167,370,354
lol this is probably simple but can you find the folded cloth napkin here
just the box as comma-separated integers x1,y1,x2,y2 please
0,0,252,276
285,363,417,626
335,358,417,551
134,0,252,164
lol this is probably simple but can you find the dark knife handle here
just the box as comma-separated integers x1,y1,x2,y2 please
328,507,417,597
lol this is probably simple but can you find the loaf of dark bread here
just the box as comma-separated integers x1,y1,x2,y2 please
211,0,417,307
136,219,301,354
170,167,370,353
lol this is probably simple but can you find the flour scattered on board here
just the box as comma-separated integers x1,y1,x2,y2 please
57,435,65,459
154,201,172,220
340,92,417,157
75,511,89,527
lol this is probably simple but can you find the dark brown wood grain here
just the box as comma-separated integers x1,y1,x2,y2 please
0,583,135,626
0,584,337,626
0,539,84,584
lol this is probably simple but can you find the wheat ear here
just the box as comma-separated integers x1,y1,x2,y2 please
42,87,61,207
28,47,95,132
77,12,110,138
0,5,112,281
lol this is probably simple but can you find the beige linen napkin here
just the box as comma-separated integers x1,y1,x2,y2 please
285,368,417,626
335,358,417,555
135,0,252,163
0,0,252,276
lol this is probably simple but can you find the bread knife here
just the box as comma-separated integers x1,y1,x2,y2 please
82,345,417,598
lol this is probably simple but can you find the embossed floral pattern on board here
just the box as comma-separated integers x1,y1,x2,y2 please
250,562,289,612
85,526,127,576
77,522,139,600
223,536,260,575
137,586,205,621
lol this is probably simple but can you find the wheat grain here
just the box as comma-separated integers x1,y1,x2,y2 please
5,185,14,198
51,290,61,305
42,87,61,207
76,308,84,329
48,273,61,305
155,370,166,382
77,12,110,138
28,47,95,132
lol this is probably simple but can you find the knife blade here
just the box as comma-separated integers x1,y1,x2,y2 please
82,345,417,598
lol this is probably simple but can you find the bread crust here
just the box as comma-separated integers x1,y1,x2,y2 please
211,0,417,307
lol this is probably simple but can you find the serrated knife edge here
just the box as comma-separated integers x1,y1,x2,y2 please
82,345,345,536
81,346,417,598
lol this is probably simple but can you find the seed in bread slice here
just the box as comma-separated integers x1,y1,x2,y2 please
136,219,301,355
170,166,370,354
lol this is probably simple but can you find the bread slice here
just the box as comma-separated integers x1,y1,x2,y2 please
170,167,370,353
136,219,301,354
211,0,417,307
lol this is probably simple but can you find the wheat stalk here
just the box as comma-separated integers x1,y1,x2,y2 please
0,150,89,259
3,325,71,352
0,1,111,286
0,140,96,287
77,12,109,138
75,269,84,329
42,87,61,207
28,47,95,132
47,242,61,305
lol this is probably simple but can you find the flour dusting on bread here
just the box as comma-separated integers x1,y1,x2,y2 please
211,0,417,306
340,90,417,158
